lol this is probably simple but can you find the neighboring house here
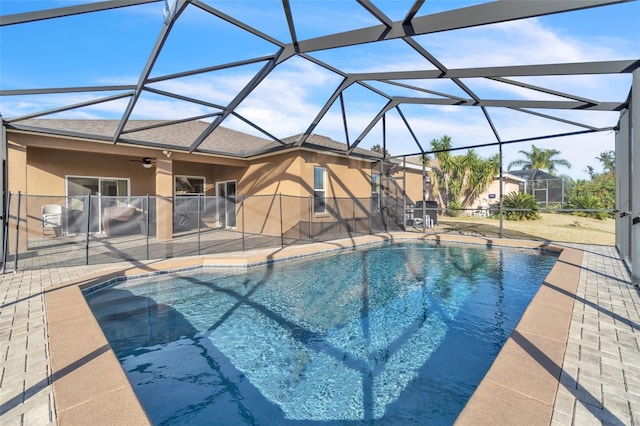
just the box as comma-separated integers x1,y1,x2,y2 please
473,172,528,209
5,119,431,248
419,156,524,215
508,169,569,206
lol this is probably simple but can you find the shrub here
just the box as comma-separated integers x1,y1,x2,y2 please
571,173,615,211
502,192,540,221
568,195,608,220
447,199,463,217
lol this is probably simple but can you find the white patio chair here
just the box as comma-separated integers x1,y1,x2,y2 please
42,204,64,237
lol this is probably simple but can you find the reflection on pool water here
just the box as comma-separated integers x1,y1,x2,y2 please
86,241,558,425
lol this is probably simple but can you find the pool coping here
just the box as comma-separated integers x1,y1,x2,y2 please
43,232,579,425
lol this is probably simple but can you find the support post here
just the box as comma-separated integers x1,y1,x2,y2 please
380,156,385,232
155,158,173,240
13,191,21,272
0,117,6,268
145,194,150,261
619,107,631,263
499,142,504,238
352,198,356,235
279,193,284,248
615,116,623,256
368,194,372,235
197,194,201,255
241,194,245,252
402,157,407,231
631,69,640,285
1,192,10,274
422,154,427,233
309,196,313,240
333,197,337,236
85,194,91,266
546,179,549,208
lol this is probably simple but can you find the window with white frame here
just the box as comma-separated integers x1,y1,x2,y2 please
313,166,326,214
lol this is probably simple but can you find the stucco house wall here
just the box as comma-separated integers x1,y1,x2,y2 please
474,174,526,210
5,121,399,248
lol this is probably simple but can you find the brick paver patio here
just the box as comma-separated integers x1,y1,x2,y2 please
551,245,640,426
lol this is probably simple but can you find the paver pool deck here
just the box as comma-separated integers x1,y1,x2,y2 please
1,233,638,425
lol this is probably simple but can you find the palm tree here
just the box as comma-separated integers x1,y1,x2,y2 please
429,135,500,215
596,150,614,174
507,144,571,174
459,150,500,208
371,144,389,157
429,135,453,210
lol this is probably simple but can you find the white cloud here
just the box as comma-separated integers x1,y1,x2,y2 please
425,18,630,68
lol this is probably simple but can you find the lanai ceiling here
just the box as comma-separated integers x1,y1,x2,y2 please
1,0,639,164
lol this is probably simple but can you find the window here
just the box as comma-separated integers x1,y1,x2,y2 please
313,166,326,214
175,176,205,195
67,176,130,199
371,173,380,211
175,176,205,211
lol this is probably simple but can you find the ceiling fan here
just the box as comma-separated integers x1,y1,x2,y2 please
129,157,156,168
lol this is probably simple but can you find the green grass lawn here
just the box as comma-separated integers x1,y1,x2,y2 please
432,213,615,245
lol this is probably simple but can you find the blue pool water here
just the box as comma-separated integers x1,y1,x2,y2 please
86,241,558,425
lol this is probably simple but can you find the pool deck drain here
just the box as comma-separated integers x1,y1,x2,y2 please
1,233,638,425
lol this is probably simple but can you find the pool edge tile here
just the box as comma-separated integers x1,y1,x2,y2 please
56,385,150,426
455,379,553,426
482,331,567,405
455,246,583,425
45,281,151,426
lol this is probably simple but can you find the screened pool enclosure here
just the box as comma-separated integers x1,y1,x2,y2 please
1,0,639,281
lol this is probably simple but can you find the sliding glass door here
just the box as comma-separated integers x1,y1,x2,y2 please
216,180,236,228
66,176,130,233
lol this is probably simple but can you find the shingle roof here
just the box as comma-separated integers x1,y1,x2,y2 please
282,133,382,158
15,119,281,156
12,119,380,160
509,169,558,180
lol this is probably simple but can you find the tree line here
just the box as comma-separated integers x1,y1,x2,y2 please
373,136,614,220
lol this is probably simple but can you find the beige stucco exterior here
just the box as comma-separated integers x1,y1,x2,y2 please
9,132,249,198
9,128,417,249
474,174,525,209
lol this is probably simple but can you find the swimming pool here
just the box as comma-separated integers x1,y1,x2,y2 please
86,241,558,425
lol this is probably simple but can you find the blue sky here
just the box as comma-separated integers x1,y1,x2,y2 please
1,0,639,180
